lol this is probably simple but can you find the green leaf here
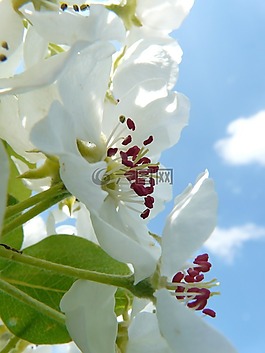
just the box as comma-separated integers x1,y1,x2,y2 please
1,195,24,250
4,142,33,201
0,235,131,344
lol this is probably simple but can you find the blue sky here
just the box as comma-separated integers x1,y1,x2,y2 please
150,1,265,352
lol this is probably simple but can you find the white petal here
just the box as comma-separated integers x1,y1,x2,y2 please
0,95,37,160
90,199,160,283
0,42,84,95
104,80,189,155
0,0,24,77
23,25,48,69
0,140,9,233
136,0,194,32
60,280,117,353
30,100,77,156
21,4,125,46
114,37,182,92
156,289,238,353
60,154,107,211
57,42,114,145
161,171,218,278
127,311,172,353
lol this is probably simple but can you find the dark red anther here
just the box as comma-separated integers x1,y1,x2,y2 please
202,308,216,318
131,183,148,196
195,261,212,273
184,275,195,283
126,145,140,159
120,151,134,167
144,195,154,209
140,209,150,219
172,272,184,283
127,118,136,131
194,254,209,263
107,147,118,157
143,135,154,146
144,185,154,195
175,286,185,299
122,135,132,146
195,274,204,282
187,268,200,277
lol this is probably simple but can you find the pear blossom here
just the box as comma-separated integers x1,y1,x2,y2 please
29,28,189,280
60,171,237,353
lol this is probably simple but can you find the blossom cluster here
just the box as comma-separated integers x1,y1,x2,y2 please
0,1,237,352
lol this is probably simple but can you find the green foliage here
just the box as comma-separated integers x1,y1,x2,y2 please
4,143,33,202
0,235,131,344
2,195,24,250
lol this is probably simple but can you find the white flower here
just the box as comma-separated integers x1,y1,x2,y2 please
60,171,237,353
136,0,194,33
0,0,24,78
29,33,188,280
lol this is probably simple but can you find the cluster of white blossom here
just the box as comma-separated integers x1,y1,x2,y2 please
0,1,237,352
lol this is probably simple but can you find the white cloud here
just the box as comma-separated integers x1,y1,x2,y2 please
204,223,265,263
214,110,265,165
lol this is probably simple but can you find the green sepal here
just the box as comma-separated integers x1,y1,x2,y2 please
0,235,131,344
106,0,142,30
3,142,33,202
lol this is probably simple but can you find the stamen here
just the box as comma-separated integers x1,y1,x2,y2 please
1,41,8,50
88,113,159,219
127,118,135,131
140,209,150,219
73,4,79,11
122,135,132,146
0,54,7,62
107,148,118,157
143,136,153,146
170,253,217,318
60,2,68,10
202,308,216,318
80,4,90,11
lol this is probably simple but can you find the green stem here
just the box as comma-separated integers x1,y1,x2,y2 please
2,192,69,237
5,182,68,219
0,278,65,326
0,335,20,353
0,247,154,299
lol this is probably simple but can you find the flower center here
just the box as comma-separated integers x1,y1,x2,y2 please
102,115,158,219
60,2,90,12
169,253,219,318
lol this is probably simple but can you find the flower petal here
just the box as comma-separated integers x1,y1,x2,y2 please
90,198,160,283
127,311,172,353
57,41,114,145
136,0,194,32
161,171,218,278
155,289,238,353
21,4,125,46
60,280,117,353
0,0,24,78
0,41,84,95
